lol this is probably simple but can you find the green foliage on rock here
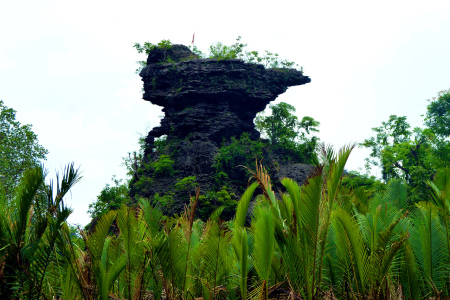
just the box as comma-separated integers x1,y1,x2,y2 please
134,37,301,73
213,132,265,184
153,191,174,207
153,135,168,153
135,153,175,179
175,176,197,191
196,186,236,221
207,37,300,68
0,100,48,197
133,40,173,72
151,154,175,177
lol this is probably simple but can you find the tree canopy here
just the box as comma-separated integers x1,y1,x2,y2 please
0,100,48,197
361,89,450,202
87,176,129,220
255,102,320,164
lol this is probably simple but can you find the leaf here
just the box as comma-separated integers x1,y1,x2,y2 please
334,208,369,291
234,182,258,230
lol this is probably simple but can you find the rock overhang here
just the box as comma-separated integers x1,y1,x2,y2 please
139,44,311,143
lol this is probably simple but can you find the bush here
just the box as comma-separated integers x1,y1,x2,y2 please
195,186,236,221
341,170,385,198
153,192,174,207
153,135,168,153
213,132,265,184
175,176,197,191
151,155,174,177
133,176,154,194
88,176,129,219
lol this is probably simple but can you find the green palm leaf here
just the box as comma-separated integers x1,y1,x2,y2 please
235,182,258,230
86,210,117,263
410,201,449,294
334,208,369,292
198,220,231,300
252,201,276,300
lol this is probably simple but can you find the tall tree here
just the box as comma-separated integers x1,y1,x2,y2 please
0,100,48,197
361,115,435,202
424,88,450,168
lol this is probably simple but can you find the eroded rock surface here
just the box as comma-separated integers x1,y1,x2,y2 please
130,45,314,216
139,45,310,147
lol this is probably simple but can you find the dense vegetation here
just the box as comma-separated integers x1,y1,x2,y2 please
361,88,450,203
4,144,450,299
1,37,450,298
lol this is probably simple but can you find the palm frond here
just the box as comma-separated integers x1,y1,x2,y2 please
86,210,117,263
234,182,258,230
12,166,45,248
242,160,273,200
252,202,276,289
327,143,355,204
53,162,82,206
409,202,449,294
334,208,369,292
281,178,301,229
384,179,408,210
199,220,231,299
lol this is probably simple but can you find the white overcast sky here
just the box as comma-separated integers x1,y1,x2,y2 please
1,0,449,225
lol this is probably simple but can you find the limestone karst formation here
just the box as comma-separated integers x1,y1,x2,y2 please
130,44,314,216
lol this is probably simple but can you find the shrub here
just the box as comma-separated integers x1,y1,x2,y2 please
213,132,265,183
88,176,129,219
341,170,385,198
196,186,236,221
153,135,168,153
175,176,197,191
153,192,174,207
133,176,154,193
151,155,174,177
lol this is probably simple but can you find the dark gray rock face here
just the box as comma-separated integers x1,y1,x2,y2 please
131,44,314,215
139,45,310,146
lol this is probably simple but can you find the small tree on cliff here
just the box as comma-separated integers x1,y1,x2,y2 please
255,102,320,164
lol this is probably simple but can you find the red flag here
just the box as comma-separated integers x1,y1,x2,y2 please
191,33,195,45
